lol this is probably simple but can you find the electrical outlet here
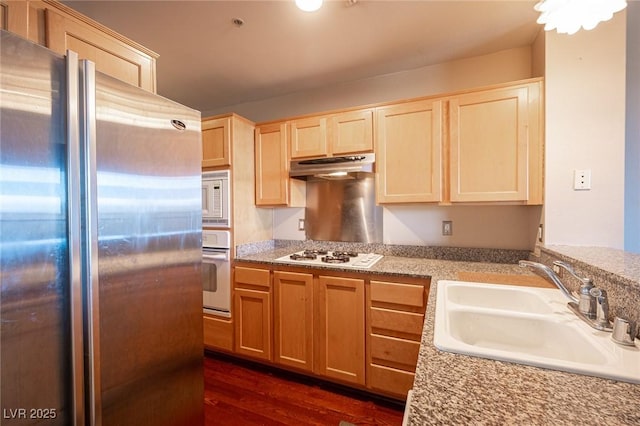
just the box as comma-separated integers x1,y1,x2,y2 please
573,169,591,190
537,224,544,243
298,218,305,231
552,263,563,278
442,221,453,236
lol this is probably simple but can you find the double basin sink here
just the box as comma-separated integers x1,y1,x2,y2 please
434,280,640,384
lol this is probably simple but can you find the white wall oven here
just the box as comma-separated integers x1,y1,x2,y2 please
202,170,230,227
202,230,231,317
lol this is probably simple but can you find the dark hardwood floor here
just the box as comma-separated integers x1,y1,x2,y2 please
204,352,405,426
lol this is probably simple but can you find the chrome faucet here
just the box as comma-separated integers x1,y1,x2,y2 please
518,260,613,331
518,260,578,303
589,287,612,330
553,261,596,319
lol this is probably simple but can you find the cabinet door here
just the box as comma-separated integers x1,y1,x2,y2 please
203,314,233,352
45,8,156,92
273,271,314,371
315,276,365,385
202,116,231,168
376,100,443,203
449,86,528,202
255,122,289,205
329,109,374,155
234,288,271,361
0,3,12,32
290,116,328,159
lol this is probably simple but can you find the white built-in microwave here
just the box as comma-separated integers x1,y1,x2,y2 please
202,170,230,227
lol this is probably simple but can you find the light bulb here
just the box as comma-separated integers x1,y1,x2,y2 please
295,0,323,12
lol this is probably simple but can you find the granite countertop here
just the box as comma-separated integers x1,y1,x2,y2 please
408,267,640,426
543,245,640,290
233,244,529,279
235,245,640,425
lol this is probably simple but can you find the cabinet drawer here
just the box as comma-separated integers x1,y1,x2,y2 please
235,266,270,289
369,364,415,398
370,281,426,309
370,334,420,370
370,307,424,338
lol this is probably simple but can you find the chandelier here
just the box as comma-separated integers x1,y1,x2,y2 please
534,0,628,35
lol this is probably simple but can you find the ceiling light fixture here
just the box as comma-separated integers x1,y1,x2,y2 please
295,0,323,12
534,0,627,35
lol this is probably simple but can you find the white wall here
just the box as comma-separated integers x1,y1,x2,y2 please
544,11,627,248
382,205,541,249
205,47,533,123
625,3,640,253
267,46,542,249
273,205,542,250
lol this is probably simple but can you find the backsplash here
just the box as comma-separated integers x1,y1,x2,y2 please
531,246,640,329
237,239,531,265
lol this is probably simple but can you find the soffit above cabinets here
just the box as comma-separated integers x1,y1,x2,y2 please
61,1,540,113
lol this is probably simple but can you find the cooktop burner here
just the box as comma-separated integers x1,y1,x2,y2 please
289,253,318,260
275,250,383,269
321,255,351,264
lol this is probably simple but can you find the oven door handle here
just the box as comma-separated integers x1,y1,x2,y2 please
202,251,229,262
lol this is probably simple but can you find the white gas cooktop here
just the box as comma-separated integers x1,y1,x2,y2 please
274,249,383,269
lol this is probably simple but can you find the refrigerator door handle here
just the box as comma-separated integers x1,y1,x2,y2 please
66,49,86,426
80,58,102,425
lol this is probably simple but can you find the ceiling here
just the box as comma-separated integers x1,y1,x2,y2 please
61,1,542,115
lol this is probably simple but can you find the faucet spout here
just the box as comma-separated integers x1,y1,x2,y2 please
518,260,579,304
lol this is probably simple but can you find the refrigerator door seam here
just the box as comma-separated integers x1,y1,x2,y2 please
80,58,102,426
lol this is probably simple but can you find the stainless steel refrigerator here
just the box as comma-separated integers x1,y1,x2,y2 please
0,30,204,425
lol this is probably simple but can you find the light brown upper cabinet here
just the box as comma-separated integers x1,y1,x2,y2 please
449,82,540,203
4,0,157,92
376,79,543,205
255,122,305,207
256,78,542,207
290,116,328,159
328,109,374,155
289,109,374,159
255,123,289,206
376,100,443,203
202,116,231,168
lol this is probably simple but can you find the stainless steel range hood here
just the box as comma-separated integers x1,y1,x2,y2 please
290,153,375,179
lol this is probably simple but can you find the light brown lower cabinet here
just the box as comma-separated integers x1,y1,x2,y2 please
315,276,366,386
203,314,233,352
233,267,272,361
273,271,314,371
367,279,428,398
273,272,366,386
230,264,429,400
